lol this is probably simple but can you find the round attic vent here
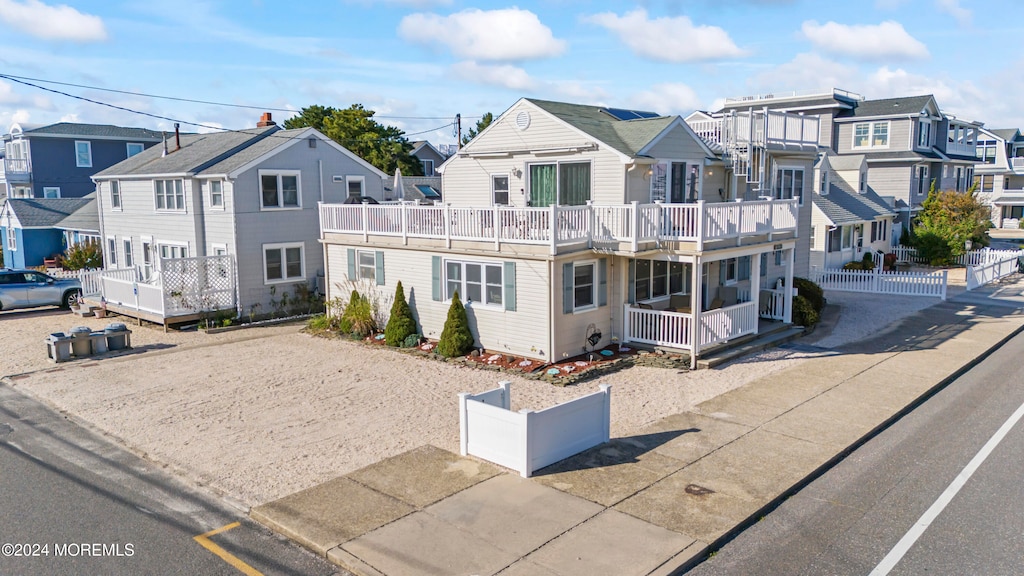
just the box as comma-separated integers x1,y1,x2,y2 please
515,111,531,131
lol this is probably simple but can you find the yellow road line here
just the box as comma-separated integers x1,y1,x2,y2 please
193,522,264,576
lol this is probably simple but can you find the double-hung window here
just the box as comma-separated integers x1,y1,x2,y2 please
774,168,804,204
492,175,510,205
6,227,16,251
209,180,224,208
573,261,596,310
123,238,133,268
107,237,117,267
260,171,300,209
446,260,503,306
75,141,92,167
358,250,377,281
918,121,931,148
853,122,890,148
155,179,185,211
915,165,930,196
110,181,121,209
263,243,304,284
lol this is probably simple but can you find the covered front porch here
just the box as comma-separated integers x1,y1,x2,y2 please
619,245,795,361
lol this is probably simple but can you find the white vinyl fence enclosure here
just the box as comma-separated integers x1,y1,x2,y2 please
810,268,948,299
459,381,611,478
966,255,1021,290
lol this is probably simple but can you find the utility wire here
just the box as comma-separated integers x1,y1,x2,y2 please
0,72,478,120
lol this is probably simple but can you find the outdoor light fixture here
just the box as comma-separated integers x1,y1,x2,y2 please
965,239,973,251
586,329,603,348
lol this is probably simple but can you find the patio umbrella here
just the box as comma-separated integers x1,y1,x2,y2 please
393,167,405,202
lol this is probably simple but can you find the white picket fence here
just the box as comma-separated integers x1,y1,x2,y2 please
459,381,611,478
893,245,1023,267
811,267,948,299
966,255,1021,290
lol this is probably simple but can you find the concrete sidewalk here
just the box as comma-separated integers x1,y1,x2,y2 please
252,276,1024,576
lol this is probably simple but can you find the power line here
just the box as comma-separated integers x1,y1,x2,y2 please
0,72,478,120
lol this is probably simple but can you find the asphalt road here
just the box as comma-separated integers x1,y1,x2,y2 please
0,382,346,576
685,329,1024,575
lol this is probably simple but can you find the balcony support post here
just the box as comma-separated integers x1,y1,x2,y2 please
361,203,369,242
549,205,557,256
493,205,500,251
696,200,705,252
630,201,640,253
401,203,408,245
444,203,452,249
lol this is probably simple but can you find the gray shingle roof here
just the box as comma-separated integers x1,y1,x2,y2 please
989,128,1020,142
814,176,894,225
93,127,279,177
863,150,944,161
23,122,164,141
54,196,99,232
4,197,93,227
839,95,935,118
526,99,677,157
198,128,307,175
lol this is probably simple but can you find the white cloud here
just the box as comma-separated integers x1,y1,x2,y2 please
399,8,565,61
628,83,703,116
935,0,971,27
449,61,537,91
802,20,929,60
0,0,106,42
585,9,746,62
749,52,860,94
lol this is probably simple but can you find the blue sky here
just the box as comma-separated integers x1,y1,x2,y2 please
0,0,1021,146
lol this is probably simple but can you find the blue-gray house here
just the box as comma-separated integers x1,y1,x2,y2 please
1,196,99,268
3,122,163,200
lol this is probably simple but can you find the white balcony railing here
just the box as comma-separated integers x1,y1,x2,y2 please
4,158,30,173
687,110,819,152
1011,157,1024,172
320,199,799,255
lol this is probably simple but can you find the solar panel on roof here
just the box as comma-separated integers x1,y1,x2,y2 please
416,185,441,198
601,107,660,120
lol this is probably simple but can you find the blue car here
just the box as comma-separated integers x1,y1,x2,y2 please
0,269,82,311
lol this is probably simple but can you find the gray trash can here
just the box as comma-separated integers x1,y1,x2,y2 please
69,326,93,357
104,323,131,350
89,331,109,354
45,332,73,363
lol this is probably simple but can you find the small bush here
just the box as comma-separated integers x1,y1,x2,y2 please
306,313,331,333
792,294,820,327
436,290,475,357
792,277,826,313
341,290,376,337
62,241,103,270
862,252,874,269
384,281,418,346
403,333,422,348
843,261,864,271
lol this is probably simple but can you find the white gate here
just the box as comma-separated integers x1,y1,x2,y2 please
811,268,947,299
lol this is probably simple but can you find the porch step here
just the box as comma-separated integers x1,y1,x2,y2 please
72,306,96,318
695,324,807,369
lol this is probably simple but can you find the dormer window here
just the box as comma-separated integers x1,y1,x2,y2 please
918,120,931,148
819,170,828,194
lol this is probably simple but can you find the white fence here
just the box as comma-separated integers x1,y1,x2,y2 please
811,268,948,299
966,256,1021,290
459,381,611,478
893,246,1023,268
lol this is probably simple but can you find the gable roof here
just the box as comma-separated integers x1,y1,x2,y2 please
989,128,1022,142
93,127,279,178
2,196,93,228
839,95,936,119
54,196,99,232
827,154,866,171
814,170,894,226
16,122,164,141
525,99,681,158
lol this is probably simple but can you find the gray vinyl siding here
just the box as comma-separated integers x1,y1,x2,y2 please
551,253,616,360
818,112,834,149
867,165,915,205
100,177,199,258
325,244,553,360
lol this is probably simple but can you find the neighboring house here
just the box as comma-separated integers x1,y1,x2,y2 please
385,175,442,203
321,98,819,363
975,127,1024,231
1,195,97,268
3,122,163,199
715,89,982,238
90,114,387,325
410,141,448,177
810,153,896,270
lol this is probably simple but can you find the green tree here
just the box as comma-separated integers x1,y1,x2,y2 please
384,281,418,346
461,112,493,146
912,184,991,265
436,290,475,357
285,104,422,176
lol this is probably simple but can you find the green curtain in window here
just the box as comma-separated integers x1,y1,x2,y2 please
559,162,591,206
530,164,556,207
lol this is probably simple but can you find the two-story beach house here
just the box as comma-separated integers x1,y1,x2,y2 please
89,114,386,325
320,98,819,363
3,122,163,199
974,127,1024,233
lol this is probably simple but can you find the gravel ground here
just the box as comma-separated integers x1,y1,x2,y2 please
0,276,961,507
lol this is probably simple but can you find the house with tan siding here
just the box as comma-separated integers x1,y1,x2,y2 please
321,98,819,363
89,114,386,325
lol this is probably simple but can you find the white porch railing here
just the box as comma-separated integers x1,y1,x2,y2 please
459,381,611,478
699,301,758,347
623,306,693,348
811,268,947,299
320,199,799,254
88,256,236,319
739,287,788,321
966,255,1020,290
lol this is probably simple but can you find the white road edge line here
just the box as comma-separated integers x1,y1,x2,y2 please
869,398,1024,576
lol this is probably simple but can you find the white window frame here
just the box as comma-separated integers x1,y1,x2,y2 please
208,179,224,209
10,186,31,199
75,140,93,168
157,241,189,260
345,176,365,200
260,170,302,211
915,165,930,196
444,259,504,307
723,258,738,285
357,250,377,282
123,238,133,268
126,142,145,157
571,259,597,312
154,179,186,212
774,166,805,205
6,226,16,251
107,236,117,267
852,121,890,149
110,180,122,210
141,236,153,277
42,186,61,198
819,170,828,194
211,243,229,278
491,174,510,206
422,159,434,176
263,242,304,285
918,120,932,148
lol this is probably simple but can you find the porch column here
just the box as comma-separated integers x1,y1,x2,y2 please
690,256,702,365
784,246,794,324
751,250,762,330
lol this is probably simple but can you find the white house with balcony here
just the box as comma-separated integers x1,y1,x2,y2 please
320,98,819,364
974,127,1024,233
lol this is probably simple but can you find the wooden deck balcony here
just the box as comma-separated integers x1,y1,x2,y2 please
687,109,820,152
319,199,799,255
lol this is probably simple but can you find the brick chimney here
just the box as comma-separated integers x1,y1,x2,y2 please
257,112,275,128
